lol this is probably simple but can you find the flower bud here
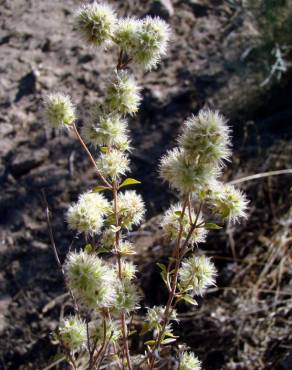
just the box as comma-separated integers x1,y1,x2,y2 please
96,149,130,180
75,2,116,46
105,72,141,115
58,316,86,350
44,93,76,129
161,203,207,245
179,352,201,370
179,255,216,296
65,251,117,309
89,319,121,345
179,110,231,167
210,183,248,223
117,190,145,228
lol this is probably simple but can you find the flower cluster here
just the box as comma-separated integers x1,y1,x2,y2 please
75,2,117,47
115,16,171,70
179,352,201,370
67,192,110,235
45,93,76,128
58,316,87,350
65,251,117,309
117,190,146,229
146,306,177,331
178,255,217,296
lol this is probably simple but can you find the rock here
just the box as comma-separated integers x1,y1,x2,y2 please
10,148,49,177
15,70,39,102
149,0,174,19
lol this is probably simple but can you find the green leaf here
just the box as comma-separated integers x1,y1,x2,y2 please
204,223,222,230
161,338,177,345
164,331,178,339
180,295,198,306
157,263,167,273
110,225,121,233
119,178,141,189
84,244,93,254
92,185,111,192
144,340,156,346
100,147,109,153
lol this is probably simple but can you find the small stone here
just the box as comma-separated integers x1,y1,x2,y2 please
149,0,174,20
10,148,49,177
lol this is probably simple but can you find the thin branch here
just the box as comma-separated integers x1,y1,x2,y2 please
228,169,292,185
42,190,80,314
72,122,112,188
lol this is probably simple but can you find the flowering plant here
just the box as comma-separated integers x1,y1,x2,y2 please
44,2,248,369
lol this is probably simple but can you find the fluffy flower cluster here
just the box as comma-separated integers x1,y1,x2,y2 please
65,251,117,309
105,72,141,115
45,93,76,129
96,149,130,180
75,2,116,46
146,306,177,331
161,203,207,245
178,255,216,296
114,280,140,313
179,110,231,167
114,16,171,70
58,316,87,350
67,192,110,235
117,190,146,228
160,147,218,194
210,183,248,223
82,112,130,150
179,352,201,370
119,260,137,281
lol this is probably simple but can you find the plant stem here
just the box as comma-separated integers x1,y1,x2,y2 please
112,181,133,370
72,122,112,188
147,199,203,370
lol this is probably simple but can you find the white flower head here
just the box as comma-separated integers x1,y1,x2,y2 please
75,2,117,47
67,192,110,235
105,71,141,115
179,352,201,370
113,280,140,313
64,251,117,309
210,183,248,223
114,16,170,70
161,203,207,245
146,306,177,331
179,255,216,296
119,260,137,281
133,16,171,70
44,93,76,129
82,112,130,150
58,316,87,350
96,149,130,180
117,190,146,229
160,147,220,194
179,110,231,167
114,17,142,53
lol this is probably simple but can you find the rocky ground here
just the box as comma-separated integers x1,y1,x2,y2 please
0,0,291,369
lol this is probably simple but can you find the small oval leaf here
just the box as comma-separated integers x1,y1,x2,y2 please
119,178,141,189
204,223,222,230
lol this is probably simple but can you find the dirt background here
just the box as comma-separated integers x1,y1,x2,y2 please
0,0,291,369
